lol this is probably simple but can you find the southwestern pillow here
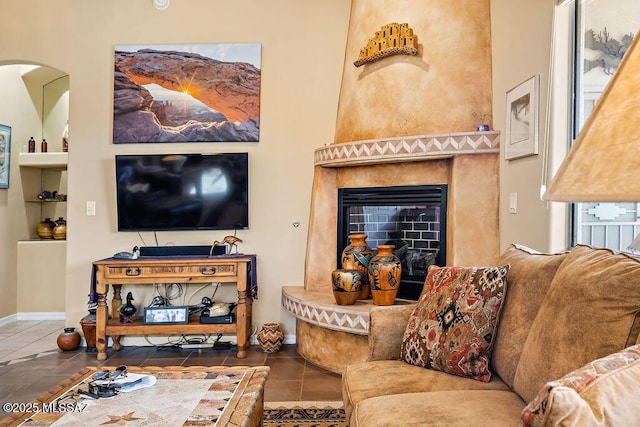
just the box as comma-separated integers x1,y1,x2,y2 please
400,265,510,382
521,344,640,427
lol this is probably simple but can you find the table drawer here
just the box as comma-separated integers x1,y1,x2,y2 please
102,263,237,279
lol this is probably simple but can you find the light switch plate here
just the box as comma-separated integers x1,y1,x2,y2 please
86,201,96,216
509,192,517,214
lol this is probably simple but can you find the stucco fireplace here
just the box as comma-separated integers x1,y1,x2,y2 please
282,132,500,373
281,0,497,373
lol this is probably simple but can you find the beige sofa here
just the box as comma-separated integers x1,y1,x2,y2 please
342,244,640,426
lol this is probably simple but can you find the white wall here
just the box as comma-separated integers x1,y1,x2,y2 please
0,0,352,342
0,65,44,318
492,0,570,253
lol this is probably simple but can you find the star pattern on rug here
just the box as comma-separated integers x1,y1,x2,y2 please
100,411,143,424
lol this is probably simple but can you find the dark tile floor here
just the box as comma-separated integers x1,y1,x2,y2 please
0,343,343,418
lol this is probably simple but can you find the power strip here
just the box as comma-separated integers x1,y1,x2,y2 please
180,341,232,349
180,343,212,349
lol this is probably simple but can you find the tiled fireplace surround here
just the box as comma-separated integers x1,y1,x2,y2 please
282,131,501,373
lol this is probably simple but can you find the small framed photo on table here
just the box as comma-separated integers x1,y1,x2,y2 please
505,75,539,160
144,306,189,325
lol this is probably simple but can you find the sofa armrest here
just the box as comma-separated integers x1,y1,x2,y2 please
367,303,416,361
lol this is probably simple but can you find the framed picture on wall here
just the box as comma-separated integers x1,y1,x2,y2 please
113,43,261,144
505,75,539,160
0,124,11,188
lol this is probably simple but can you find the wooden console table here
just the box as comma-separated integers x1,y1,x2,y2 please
92,255,255,361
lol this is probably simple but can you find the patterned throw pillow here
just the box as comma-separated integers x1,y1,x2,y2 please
521,344,640,427
400,265,510,382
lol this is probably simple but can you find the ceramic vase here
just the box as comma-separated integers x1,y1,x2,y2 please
36,217,56,239
257,322,284,353
53,217,67,240
331,269,363,305
368,245,402,306
341,233,374,299
80,309,97,353
57,327,81,351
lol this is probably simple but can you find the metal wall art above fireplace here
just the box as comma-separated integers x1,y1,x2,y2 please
337,184,448,300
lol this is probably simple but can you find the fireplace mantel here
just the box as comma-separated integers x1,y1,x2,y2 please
314,131,500,167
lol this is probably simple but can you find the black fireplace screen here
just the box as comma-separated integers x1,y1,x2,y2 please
337,184,447,300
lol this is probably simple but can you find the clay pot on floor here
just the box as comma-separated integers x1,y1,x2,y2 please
341,233,374,299
331,269,363,305
57,327,81,351
257,323,284,353
368,245,402,306
80,309,97,353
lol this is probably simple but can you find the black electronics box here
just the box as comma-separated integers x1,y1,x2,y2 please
200,313,235,324
140,245,226,257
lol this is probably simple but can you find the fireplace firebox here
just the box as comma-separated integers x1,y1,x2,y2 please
337,184,447,300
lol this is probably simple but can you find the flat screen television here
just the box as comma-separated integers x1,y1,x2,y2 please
115,153,248,231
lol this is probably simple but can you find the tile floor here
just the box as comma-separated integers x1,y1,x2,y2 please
0,320,343,417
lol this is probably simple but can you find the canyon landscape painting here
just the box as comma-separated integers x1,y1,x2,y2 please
113,43,261,143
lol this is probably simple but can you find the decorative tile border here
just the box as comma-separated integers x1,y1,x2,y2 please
281,288,370,335
314,131,500,167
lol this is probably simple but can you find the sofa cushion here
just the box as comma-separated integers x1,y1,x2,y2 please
342,360,511,423
513,245,640,403
491,244,569,389
351,390,525,427
521,344,640,427
400,265,510,382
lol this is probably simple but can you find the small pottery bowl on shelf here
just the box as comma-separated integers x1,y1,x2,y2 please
36,217,56,239
331,269,363,305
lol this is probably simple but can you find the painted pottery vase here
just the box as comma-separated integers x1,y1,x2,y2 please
36,217,56,239
80,309,97,353
331,269,363,305
53,217,67,240
368,245,402,306
257,322,285,353
341,233,374,299
57,327,81,351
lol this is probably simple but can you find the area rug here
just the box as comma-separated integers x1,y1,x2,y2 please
263,401,348,427
1,366,268,426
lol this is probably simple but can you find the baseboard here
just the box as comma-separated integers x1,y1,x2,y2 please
249,334,296,345
0,313,18,327
16,312,66,321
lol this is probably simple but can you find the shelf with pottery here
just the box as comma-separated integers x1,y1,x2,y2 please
18,152,68,241
16,152,68,314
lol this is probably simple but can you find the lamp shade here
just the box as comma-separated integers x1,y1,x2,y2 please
544,34,640,202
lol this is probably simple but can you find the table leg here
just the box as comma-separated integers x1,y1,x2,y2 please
236,289,248,359
96,287,108,361
112,335,122,351
112,285,122,321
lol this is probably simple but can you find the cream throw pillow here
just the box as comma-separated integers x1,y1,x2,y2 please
521,344,640,427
